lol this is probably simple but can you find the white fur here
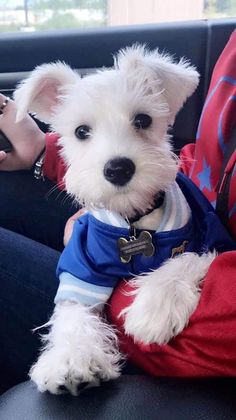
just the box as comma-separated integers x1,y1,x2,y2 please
115,45,199,124
14,62,79,123
13,45,213,395
14,45,198,219
30,301,122,395
122,251,216,344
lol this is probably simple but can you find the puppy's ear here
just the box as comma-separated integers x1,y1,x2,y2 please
14,62,79,123
115,45,199,124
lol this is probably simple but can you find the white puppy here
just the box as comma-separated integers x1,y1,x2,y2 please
14,46,215,395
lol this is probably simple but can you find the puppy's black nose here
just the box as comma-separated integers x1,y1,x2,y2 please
104,157,135,186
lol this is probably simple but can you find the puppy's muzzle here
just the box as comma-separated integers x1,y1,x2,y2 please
104,157,135,186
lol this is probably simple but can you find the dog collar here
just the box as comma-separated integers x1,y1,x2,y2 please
91,180,191,233
119,191,165,262
129,191,165,224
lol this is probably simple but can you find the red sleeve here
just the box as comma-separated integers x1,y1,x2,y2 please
179,143,195,177
180,30,236,239
43,132,67,189
108,251,236,377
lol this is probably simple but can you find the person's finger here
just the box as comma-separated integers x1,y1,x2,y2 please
0,93,7,105
0,95,16,125
63,208,87,246
0,150,7,162
63,219,75,246
0,95,12,115
70,208,87,221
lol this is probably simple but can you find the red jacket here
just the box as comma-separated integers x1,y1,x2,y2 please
43,31,236,377
180,31,236,239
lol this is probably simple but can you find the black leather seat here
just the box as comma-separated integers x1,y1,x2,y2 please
1,376,236,420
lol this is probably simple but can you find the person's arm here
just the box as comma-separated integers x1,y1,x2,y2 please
0,94,68,188
0,95,45,171
179,30,236,239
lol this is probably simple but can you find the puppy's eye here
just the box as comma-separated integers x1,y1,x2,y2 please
75,125,91,140
133,114,152,130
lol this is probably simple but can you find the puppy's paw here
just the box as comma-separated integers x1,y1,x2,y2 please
30,345,120,396
123,283,196,345
122,252,215,345
30,349,95,395
30,302,122,395
122,277,184,345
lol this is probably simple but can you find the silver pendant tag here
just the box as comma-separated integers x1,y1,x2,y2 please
118,228,155,263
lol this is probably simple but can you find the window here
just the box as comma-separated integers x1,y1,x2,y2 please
0,0,235,33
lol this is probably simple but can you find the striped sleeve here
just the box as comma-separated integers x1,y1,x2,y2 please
55,272,114,307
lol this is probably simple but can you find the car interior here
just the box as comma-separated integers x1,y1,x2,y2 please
0,13,236,420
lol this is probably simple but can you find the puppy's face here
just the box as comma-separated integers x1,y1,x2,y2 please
15,46,199,218
53,69,177,218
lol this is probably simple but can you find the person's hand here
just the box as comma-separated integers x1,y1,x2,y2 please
63,208,87,246
0,94,45,171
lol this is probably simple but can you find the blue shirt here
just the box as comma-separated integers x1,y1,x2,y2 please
55,173,236,306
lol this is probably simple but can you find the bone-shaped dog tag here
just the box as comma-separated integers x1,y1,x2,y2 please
118,230,155,263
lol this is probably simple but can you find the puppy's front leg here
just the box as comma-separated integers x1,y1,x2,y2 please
30,301,122,395
123,252,215,345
